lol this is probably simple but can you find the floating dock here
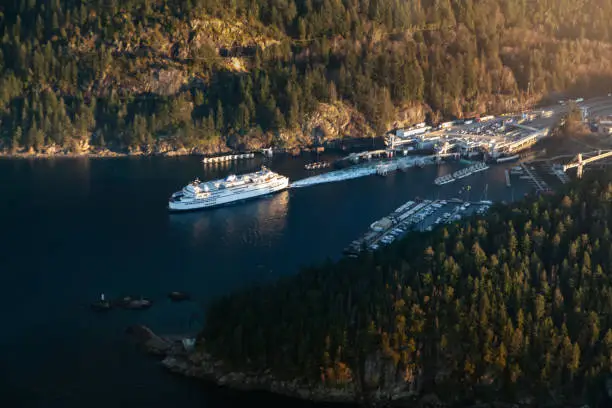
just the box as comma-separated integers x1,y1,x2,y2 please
202,153,255,164
344,198,493,256
305,161,330,170
434,174,455,185
434,162,489,186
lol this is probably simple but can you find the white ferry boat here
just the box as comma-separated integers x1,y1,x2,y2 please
168,166,289,211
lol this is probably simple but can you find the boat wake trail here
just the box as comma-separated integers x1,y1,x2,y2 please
290,156,433,188
290,165,378,188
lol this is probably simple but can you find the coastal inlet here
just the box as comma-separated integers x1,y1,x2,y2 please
0,154,535,408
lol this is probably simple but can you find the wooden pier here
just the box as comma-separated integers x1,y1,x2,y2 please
520,162,550,193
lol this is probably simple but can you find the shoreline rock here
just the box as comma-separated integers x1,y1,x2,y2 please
0,135,379,160
127,325,605,408
127,325,381,405
0,147,214,159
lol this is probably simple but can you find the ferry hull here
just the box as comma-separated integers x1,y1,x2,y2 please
168,179,289,212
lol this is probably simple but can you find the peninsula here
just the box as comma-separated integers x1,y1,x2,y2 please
135,171,612,407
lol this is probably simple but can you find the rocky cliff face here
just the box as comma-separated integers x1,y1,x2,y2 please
363,351,421,402
263,100,428,150
277,101,376,149
69,12,282,98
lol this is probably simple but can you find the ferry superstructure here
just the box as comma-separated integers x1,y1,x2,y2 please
168,166,289,211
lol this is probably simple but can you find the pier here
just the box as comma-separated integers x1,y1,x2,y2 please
202,153,255,164
504,169,511,187
549,164,571,184
520,162,550,193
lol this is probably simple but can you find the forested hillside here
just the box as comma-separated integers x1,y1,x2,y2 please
2,0,612,155
202,173,612,406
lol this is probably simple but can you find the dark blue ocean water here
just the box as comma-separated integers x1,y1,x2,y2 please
0,154,532,407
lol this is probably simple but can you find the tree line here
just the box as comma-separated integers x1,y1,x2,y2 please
1,0,612,153
202,172,612,406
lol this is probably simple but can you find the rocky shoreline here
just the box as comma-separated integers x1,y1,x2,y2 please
127,325,612,408
0,146,229,159
127,325,369,405
129,325,579,408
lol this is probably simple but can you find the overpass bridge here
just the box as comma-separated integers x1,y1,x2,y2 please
563,150,612,178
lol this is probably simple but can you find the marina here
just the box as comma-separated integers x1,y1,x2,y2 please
344,198,492,256
202,153,255,164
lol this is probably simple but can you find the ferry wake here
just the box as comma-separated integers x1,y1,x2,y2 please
168,166,289,211
291,156,433,188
